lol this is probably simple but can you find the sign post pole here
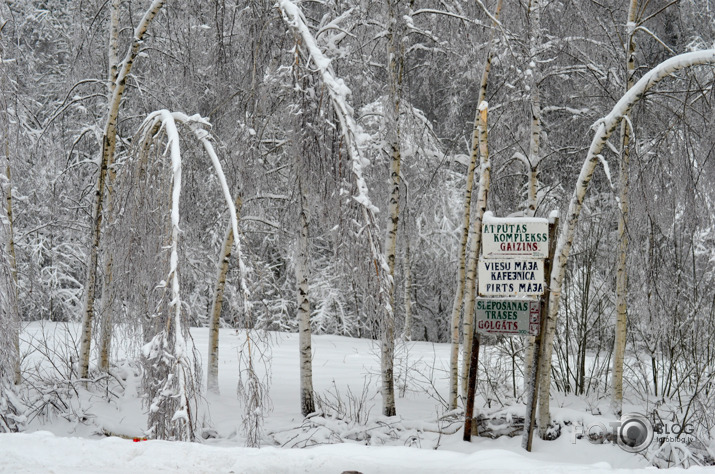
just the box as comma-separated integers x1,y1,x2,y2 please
522,215,559,451
462,329,480,441
461,212,552,445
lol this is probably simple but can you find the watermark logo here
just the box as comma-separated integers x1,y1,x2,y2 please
616,413,653,453
573,413,695,453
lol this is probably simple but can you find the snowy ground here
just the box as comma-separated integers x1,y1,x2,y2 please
0,323,708,473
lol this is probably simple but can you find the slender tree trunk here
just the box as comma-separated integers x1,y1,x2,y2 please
381,0,405,417
296,176,315,416
450,0,502,408
537,50,715,435
402,236,413,341
461,103,490,401
0,185,20,431
1,54,21,384
98,254,113,371
98,0,121,373
4,150,22,385
278,0,396,415
207,197,242,395
79,0,165,379
612,0,637,416
523,0,543,388
3,153,20,385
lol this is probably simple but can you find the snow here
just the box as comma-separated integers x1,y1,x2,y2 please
3,323,706,472
483,210,548,225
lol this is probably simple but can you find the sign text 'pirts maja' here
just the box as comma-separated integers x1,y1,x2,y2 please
478,259,544,296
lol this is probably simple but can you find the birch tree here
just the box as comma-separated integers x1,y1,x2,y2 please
448,0,503,410
460,101,491,401
206,197,241,395
520,0,545,383
79,0,165,379
0,49,21,385
0,166,21,432
0,250,21,432
612,0,638,417
277,0,396,416
295,174,314,416
537,49,715,436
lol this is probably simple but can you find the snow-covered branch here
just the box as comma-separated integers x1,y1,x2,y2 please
277,0,392,300
538,49,715,429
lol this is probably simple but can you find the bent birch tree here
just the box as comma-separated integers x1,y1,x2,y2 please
277,0,396,416
135,110,243,440
537,49,715,435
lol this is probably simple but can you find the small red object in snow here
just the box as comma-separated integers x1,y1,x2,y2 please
132,437,147,442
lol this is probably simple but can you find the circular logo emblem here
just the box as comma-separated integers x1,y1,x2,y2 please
617,413,654,453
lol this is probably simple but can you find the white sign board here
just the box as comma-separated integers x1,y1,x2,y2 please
475,298,540,336
478,259,545,296
482,216,549,259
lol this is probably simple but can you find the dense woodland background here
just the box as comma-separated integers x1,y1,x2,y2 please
1,0,715,455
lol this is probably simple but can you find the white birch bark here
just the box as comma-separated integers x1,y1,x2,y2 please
3,154,20,385
296,176,315,416
207,197,241,395
449,0,502,409
537,49,715,434
0,182,20,431
381,0,404,417
461,102,491,400
523,0,543,384
277,0,396,415
527,0,542,214
80,0,165,379
98,0,121,373
612,0,638,416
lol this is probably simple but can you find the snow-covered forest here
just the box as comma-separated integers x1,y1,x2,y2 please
1,0,715,470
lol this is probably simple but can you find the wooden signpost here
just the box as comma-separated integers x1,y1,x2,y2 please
462,212,557,452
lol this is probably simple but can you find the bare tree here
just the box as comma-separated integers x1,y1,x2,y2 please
538,49,715,436
79,0,165,379
449,0,503,410
277,0,396,416
612,0,638,416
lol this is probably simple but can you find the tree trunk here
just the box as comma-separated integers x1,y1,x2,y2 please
461,103,491,401
79,0,165,379
523,0,543,387
207,197,242,395
402,237,413,341
296,177,315,416
450,0,502,408
98,255,113,371
612,0,637,416
0,188,20,431
97,0,121,373
3,153,20,385
537,50,715,435
381,0,405,417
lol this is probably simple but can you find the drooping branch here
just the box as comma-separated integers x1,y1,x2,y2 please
537,49,715,433
135,110,246,440
277,0,396,414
